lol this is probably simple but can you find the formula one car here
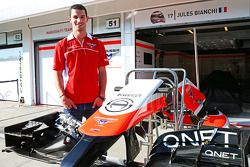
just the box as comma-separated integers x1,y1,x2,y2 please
3,68,250,167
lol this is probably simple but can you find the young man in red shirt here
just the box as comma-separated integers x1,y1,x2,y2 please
53,4,109,121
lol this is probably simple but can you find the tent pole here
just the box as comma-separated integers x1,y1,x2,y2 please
193,27,200,89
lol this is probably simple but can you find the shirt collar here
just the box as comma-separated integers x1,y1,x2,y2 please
67,32,93,41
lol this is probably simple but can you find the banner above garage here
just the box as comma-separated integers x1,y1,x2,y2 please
135,0,250,29
32,21,91,41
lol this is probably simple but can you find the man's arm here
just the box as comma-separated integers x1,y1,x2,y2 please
92,66,107,108
54,70,76,109
98,66,107,98
54,70,65,98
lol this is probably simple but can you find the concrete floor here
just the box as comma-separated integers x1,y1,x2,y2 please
0,101,249,166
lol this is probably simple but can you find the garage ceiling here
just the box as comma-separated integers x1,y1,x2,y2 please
136,21,250,54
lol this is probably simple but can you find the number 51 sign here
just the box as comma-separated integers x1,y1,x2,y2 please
106,18,120,29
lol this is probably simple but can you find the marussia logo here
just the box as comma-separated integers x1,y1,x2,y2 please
94,116,118,125
98,119,108,125
150,11,165,24
87,43,96,49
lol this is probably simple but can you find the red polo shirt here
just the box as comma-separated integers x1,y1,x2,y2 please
53,33,109,104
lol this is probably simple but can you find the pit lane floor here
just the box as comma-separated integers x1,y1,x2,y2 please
0,101,150,167
0,101,249,167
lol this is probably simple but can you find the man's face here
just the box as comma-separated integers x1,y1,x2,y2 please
69,9,88,31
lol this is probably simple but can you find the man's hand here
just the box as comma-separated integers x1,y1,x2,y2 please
60,95,77,109
92,96,104,108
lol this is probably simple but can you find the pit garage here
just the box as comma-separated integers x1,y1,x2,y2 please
136,21,250,114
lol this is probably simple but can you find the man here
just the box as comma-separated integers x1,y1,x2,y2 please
53,4,109,121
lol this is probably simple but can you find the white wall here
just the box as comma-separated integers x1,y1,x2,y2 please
0,20,25,32
0,19,35,105
0,0,211,24
22,20,35,105
93,13,121,34
0,0,100,24
86,0,211,17
121,12,136,81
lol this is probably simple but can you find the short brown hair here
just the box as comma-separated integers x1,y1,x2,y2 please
69,4,88,16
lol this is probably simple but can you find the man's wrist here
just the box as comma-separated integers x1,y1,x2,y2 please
59,93,65,98
98,95,105,101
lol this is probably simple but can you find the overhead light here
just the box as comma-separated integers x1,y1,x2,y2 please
187,29,193,34
155,29,164,36
158,33,164,37
224,26,229,32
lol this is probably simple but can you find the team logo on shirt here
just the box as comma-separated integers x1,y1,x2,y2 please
87,42,96,49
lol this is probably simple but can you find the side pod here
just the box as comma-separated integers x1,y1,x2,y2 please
147,128,250,167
